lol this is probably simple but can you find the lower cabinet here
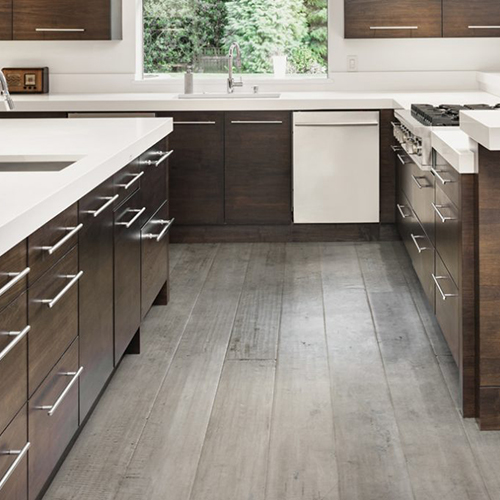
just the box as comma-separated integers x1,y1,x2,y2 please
28,340,80,500
114,191,143,362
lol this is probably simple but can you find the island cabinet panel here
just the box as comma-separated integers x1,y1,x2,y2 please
0,240,27,313
78,179,115,422
0,0,12,40
225,111,292,225
12,0,116,40
28,340,79,500
0,406,28,500
158,112,225,225
0,293,28,437
114,191,143,363
443,0,500,37
344,0,442,38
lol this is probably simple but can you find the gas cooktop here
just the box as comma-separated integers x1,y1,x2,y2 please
411,103,500,127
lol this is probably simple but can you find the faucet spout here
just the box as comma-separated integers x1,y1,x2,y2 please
0,70,14,111
227,42,244,94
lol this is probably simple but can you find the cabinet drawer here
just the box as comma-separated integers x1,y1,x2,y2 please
443,0,500,37
28,340,79,500
396,151,413,206
434,187,460,286
409,164,435,244
28,204,80,286
434,254,460,364
396,190,414,253
79,177,116,229
0,241,28,313
0,294,28,436
0,406,28,500
113,158,142,210
114,192,142,363
139,138,170,225
28,247,80,396
432,157,460,208
141,202,171,319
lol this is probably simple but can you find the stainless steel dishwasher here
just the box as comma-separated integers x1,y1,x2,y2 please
293,111,380,223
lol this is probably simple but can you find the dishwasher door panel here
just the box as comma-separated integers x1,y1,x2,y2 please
293,111,380,223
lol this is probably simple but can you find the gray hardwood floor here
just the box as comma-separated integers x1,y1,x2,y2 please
43,242,500,500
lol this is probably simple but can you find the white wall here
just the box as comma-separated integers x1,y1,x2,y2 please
1,0,500,92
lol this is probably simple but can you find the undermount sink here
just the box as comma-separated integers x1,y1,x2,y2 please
178,92,281,99
0,154,84,172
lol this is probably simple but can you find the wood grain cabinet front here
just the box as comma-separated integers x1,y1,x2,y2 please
0,406,28,500
0,293,28,437
0,240,28,314
78,179,115,422
225,112,292,225
443,0,500,37
113,158,142,211
28,340,80,500
0,0,12,40
345,0,442,38
114,192,143,363
28,246,80,396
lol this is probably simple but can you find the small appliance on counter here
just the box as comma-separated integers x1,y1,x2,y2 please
1,67,49,93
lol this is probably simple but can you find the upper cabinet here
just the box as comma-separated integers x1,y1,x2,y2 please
0,0,12,40
345,0,442,38
9,0,121,40
443,0,500,37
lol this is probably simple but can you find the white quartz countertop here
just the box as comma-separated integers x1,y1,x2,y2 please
431,129,476,174
460,109,500,151
0,117,173,257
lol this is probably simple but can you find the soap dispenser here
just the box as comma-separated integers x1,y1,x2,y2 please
184,65,194,94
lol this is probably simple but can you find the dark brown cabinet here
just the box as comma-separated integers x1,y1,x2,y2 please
159,112,225,225
114,191,143,362
78,179,115,421
0,0,12,40
443,0,500,37
345,0,442,38
12,0,121,40
0,240,27,313
225,112,292,225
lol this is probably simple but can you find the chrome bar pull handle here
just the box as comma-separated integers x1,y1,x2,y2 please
397,153,411,165
173,121,216,125
396,204,411,219
0,442,30,491
0,325,30,363
40,271,83,309
295,122,379,127
411,175,425,189
391,145,403,152
86,195,120,217
35,28,85,32
141,151,174,167
116,208,146,228
143,218,175,242
431,168,454,185
36,367,84,416
370,26,418,30
0,267,30,297
231,120,283,125
118,171,144,190
431,203,456,223
410,234,429,253
41,224,83,255
432,274,458,301
468,25,500,29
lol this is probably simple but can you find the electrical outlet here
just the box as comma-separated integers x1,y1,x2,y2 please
347,55,358,72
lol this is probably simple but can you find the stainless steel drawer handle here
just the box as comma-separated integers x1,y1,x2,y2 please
40,271,83,309
36,28,85,32
0,267,30,297
468,25,500,29
397,154,411,165
173,121,216,125
231,120,283,124
36,367,84,416
396,204,411,219
391,145,403,152
0,325,30,363
0,442,30,491
117,208,146,228
431,168,454,185
118,171,144,190
41,224,83,255
141,150,174,167
432,274,458,301
86,195,120,217
370,26,418,30
295,122,379,127
411,175,426,189
143,218,175,242
410,234,429,253
431,203,456,223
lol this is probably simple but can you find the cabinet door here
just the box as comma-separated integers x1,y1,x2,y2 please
78,180,114,421
225,112,292,225
345,0,442,38
114,192,142,363
158,112,224,225
444,0,500,37
13,0,111,40
0,0,12,40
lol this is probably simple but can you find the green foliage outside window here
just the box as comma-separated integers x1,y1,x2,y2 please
143,0,328,75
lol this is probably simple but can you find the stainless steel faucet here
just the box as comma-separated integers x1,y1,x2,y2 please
227,42,243,94
0,70,14,110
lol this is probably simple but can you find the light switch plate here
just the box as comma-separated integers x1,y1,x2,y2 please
347,55,358,72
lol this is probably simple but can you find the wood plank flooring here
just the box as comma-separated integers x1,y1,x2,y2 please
43,242,500,500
